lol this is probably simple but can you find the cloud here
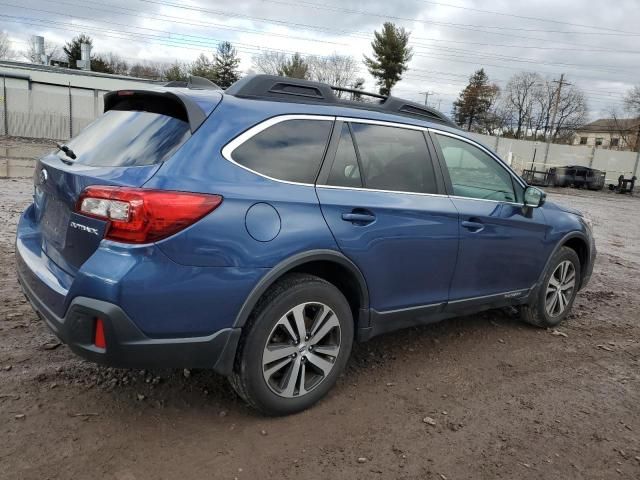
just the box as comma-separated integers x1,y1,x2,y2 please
2,0,638,118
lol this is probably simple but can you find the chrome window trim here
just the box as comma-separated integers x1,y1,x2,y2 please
220,114,336,187
326,118,526,205
316,184,447,199
221,114,527,203
330,116,441,196
317,185,524,207
448,195,524,207
336,116,427,131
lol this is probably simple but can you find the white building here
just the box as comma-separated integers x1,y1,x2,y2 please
573,118,640,151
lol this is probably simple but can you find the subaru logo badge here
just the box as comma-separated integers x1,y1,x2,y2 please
39,168,48,185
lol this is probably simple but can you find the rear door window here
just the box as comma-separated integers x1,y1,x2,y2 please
61,109,191,167
232,119,333,184
348,123,437,194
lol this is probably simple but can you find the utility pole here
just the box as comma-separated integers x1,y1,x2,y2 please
633,122,640,178
420,90,436,107
548,74,571,142
544,73,571,166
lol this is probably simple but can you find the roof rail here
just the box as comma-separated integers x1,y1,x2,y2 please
164,75,221,90
224,75,456,127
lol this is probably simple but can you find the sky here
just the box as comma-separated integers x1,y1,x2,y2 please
1,0,639,119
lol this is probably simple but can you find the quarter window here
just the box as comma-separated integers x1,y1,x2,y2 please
347,123,437,194
232,119,332,184
434,134,516,202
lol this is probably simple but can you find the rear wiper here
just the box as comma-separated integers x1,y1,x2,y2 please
56,142,77,160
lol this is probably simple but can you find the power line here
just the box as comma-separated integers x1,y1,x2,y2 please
259,0,640,37
48,0,347,47
0,2,344,49
6,2,635,82
134,0,640,52
413,0,639,35
3,4,633,108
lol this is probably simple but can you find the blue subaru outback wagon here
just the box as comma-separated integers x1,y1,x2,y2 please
16,75,595,415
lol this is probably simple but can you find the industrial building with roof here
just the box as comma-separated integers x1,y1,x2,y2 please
0,53,157,139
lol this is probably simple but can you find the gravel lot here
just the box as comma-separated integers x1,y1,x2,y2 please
1,172,639,479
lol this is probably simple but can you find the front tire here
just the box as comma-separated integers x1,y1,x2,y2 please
521,246,581,328
230,273,354,416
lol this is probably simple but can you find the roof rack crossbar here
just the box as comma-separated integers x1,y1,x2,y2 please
224,75,456,128
330,85,387,100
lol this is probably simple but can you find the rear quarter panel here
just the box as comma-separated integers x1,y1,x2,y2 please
144,97,339,268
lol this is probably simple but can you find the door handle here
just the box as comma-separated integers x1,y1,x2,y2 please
461,220,484,232
342,212,376,224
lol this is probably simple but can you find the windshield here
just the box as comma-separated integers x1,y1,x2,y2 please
60,110,191,167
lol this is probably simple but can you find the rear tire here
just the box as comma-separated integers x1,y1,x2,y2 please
229,273,354,416
521,246,581,328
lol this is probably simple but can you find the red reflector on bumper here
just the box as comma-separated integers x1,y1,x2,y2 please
94,318,106,349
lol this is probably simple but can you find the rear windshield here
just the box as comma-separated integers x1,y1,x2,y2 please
59,109,190,167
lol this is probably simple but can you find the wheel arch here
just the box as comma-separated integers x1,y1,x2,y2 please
540,231,591,289
234,249,370,332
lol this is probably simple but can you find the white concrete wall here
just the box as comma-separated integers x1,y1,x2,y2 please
465,134,639,182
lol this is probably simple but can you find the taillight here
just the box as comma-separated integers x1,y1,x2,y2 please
76,186,222,244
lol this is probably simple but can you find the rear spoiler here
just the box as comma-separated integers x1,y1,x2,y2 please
103,89,211,133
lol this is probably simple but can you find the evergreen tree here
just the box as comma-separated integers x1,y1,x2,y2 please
363,22,412,96
211,42,241,88
163,62,188,82
90,55,113,74
452,69,500,131
189,53,215,81
278,53,309,79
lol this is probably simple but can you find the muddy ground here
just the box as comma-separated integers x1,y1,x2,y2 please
1,171,639,479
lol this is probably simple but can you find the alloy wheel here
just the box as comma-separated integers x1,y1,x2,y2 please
262,302,341,398
545,260,576,317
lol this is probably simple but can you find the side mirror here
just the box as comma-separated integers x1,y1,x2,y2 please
524,186,546,208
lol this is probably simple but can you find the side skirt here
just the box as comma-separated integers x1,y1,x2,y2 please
359,288,532,341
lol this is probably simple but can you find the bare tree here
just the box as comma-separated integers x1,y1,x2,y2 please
23,35,60,64
101,52,129,75
503,72,542,139
550,85,588,141
308,53,358,94
129,61,164,80
351,78,366,101
478,86,505,135
607,109,635,150
0,31,13,60
252,51,288,76
529,81,554,140
624,85,640,117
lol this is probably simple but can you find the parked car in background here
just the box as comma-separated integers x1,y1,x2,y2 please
16,75,596,415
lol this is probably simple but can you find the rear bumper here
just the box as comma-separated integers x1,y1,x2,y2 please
17,260,241,374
